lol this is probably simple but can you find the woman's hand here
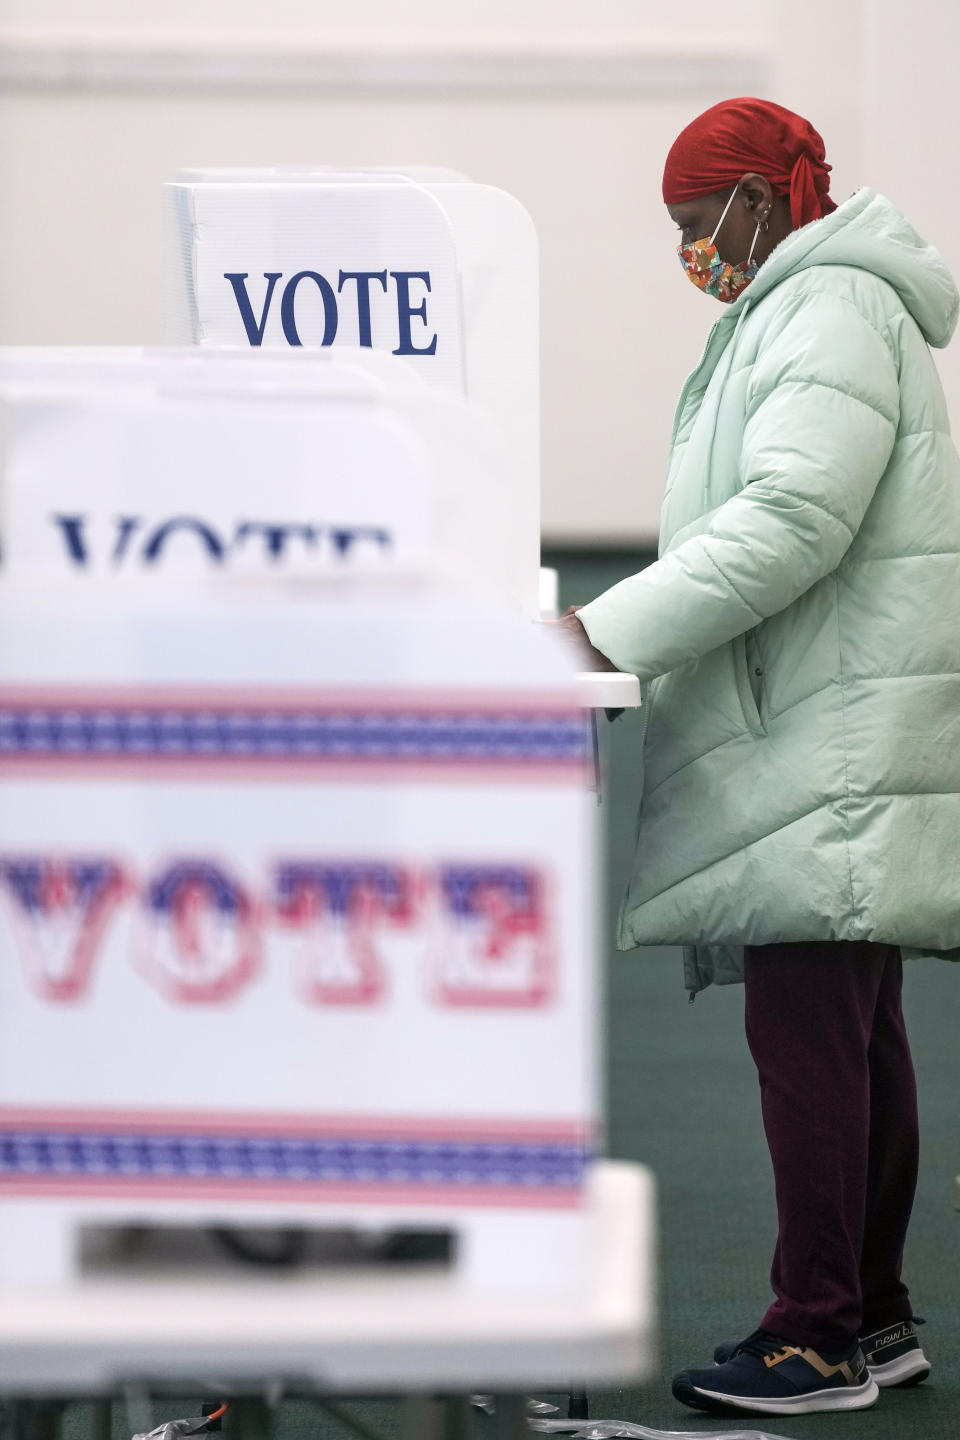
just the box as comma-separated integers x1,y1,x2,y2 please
555,605,620,672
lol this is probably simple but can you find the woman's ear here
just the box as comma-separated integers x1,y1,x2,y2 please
739,172,775,217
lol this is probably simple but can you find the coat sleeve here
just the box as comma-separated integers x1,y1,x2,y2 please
576,292,901,681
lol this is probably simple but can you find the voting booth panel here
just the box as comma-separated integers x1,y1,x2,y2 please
3,393,434,583
0,362,601,1298
0,352,518,608
0,592,598,1295
167,182,464,386
164,171,540,620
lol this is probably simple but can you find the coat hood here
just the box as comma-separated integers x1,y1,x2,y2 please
733,188,959,349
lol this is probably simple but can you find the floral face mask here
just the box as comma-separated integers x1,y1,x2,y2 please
678,186,761,303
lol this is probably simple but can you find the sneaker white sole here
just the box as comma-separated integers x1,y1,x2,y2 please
870,1349,931,1386
688,1376,880,1416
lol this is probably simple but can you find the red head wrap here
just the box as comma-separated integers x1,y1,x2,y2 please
662,97,836,229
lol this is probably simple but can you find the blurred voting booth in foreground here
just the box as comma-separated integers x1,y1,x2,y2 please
0,351,654,1405
0,169,650,1409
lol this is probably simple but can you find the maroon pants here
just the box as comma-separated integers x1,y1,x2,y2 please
743,940,918,1351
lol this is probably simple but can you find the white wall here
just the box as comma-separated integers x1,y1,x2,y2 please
0,89,755,543
3,0,768,39
860,0,960,412
2,2,957,545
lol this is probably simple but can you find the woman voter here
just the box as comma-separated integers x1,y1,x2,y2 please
563,96,958,1418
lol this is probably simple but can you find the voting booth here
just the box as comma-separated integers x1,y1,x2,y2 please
0,355,603,1299
0,347,518,607
0,171,654,1411
164,168,541,620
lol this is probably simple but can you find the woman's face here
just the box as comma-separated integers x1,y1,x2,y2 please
668,184,761,267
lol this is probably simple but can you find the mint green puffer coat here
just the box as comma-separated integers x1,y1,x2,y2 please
578,189,960,993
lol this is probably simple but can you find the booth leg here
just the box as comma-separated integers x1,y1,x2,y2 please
5,1402,67,1440
226,1399,272,1440
567,1390,589,1421
401,1395,474,1440
441,1396,473,1440
493,1395,526,1440
85,1400,112,1440
401,1397,446,1440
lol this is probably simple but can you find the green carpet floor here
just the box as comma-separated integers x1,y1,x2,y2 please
62,550,960,1440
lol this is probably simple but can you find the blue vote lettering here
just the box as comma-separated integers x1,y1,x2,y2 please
337,271,388,347
222,270,437,354
391,272,438,356
142,517,225,564
112,516,142,565
223,273,283,346
280,271,338,347
50,514,392,568
51,514,89,565
234,522,319,560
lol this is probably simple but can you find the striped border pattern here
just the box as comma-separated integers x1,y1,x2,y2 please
0,1110,592,1203
0,1132,588,1189
0,691,591,774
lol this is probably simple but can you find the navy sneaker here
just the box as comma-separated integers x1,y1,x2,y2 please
715,1315,930,1387
713,1333,752,1364
674,1328,879,1416
860,1318,930,1387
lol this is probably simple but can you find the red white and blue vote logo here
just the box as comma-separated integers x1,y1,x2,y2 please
273,861,414,1005
138,860,260,1004
0,852,556,1010
0,857,129,1002
434,865,552,1008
